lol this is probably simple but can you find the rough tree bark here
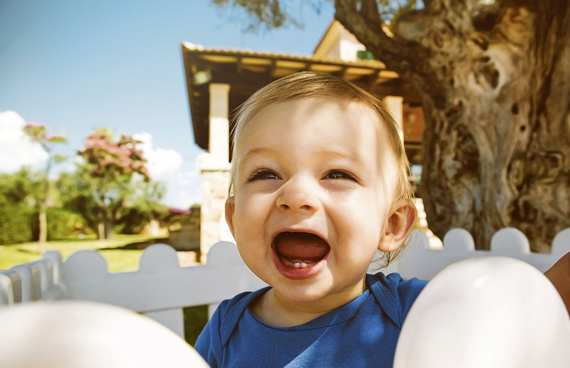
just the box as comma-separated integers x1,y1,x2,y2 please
336,0,570,251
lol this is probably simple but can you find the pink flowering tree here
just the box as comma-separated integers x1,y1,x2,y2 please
23,123,66,248
74,129,150,239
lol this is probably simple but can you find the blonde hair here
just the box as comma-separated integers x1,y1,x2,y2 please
228,71,414,266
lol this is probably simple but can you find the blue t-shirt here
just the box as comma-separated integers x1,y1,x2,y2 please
196,272,426,367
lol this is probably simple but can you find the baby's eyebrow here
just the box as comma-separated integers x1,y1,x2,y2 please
239,147,277,165
242,147,275,160
241,146,366,163
318,148,359,160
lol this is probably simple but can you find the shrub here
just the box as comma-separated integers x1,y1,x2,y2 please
118,207,149,235
183,305,208,346
0,199,34,244
47,208,93,241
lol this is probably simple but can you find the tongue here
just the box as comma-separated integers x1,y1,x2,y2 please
274,232,329,261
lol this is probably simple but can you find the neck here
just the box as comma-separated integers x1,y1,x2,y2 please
251,278,367,327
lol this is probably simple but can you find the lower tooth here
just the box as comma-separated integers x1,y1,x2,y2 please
294,261,306,268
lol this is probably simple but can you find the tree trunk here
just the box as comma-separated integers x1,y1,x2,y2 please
418,2,570,251
104,220,113,239
97,222,105,240
38,205,47,253
96,221,113,240
337,0,570,251
38,161,51,249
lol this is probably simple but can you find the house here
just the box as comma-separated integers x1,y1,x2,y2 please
164,206,200,252
182,20,428,257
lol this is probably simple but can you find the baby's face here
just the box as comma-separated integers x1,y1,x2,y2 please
226,97,399,305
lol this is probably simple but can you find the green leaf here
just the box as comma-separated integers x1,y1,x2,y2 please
48,136,67,143
53,154,67,163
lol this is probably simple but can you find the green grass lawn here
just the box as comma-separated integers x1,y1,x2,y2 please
0,234,159,272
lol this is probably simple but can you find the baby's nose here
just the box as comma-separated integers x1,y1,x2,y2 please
275,177,318,212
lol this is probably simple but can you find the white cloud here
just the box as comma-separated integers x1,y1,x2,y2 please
133,132,201,208
161,168,202,208
133,132,183,181
0,111,48,173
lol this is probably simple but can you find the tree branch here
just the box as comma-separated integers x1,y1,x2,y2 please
334,0,446,105
422,0,445,12
335,0,417,73
361,0,382,28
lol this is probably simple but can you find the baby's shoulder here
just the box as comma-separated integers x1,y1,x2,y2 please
210,289,261,335
216,291,255,316
195,289,263,364
370,271,427,294
367,272,427,324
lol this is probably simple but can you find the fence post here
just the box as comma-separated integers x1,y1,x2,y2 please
0,272,13,305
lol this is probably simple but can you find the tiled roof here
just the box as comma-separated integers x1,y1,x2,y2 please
182,42,387,70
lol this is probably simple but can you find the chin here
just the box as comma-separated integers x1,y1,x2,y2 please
273,278,334,303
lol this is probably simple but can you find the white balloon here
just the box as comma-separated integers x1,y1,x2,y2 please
0,301,209,368
395,257,570,368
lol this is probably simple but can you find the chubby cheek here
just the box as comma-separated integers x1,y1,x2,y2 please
233,194,269,246
329,197,384,264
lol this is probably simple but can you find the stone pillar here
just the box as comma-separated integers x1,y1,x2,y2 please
383,96,404,142
199,83,232,261
208,84,230,162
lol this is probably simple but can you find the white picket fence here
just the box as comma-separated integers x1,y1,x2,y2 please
1,228,569,337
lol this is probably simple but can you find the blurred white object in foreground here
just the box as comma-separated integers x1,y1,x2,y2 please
0,301,209,368
395,257,570,368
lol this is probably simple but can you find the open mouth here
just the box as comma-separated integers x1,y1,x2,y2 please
272,231,330,279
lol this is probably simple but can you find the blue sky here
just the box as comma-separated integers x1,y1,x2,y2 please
0,0,334,208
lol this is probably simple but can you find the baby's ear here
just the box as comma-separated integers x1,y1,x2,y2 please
224,196,236,237
379,199,417,252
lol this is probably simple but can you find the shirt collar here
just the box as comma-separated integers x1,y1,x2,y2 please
367,273,402,328
220,273,402,346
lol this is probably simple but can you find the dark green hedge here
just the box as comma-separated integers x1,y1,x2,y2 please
0,200,34,244
118,207,149,235
0,205,95,244
183,305,208,346
47,208,93,241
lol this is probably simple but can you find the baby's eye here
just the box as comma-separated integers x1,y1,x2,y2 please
247,169,280,182
324,170,357,181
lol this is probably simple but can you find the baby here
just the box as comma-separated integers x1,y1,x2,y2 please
196,71,425,367
195,71,570,367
